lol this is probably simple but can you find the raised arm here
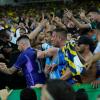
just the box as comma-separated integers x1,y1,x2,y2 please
29,19,47,40
53,17,66,30
64,9,91,29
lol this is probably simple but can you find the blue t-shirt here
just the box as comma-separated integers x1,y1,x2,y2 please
50,49,79,84
13,47,46,87
50,49,67,79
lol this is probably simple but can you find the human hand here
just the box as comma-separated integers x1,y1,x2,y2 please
40,19,48,27
0,63,7,69
48,64,57,72
85,59,93,71
37,51,46,58
64,9,73,19
0,89,12,100
0,62,7,67
91,80,100,88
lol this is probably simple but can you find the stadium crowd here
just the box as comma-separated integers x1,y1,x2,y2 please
0,4,100,100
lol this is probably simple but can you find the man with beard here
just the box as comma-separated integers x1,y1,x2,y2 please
78,35,96,83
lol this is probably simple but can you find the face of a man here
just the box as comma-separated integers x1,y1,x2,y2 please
78,44,86,53
67,21,75,28
51,32,60,47
67,33,72,41
88,12,98,21
17,41,24,51
45,33,51,43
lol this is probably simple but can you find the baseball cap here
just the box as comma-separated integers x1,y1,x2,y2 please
78,35,93,45
78,35,95,52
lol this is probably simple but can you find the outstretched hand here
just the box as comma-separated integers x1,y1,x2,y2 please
40,19,48,27
0,89,13,100
0,63,7,70
91,80,100,88
64,9,73,19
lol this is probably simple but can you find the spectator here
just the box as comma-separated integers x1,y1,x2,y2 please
41,79,75,100
76,89,88,100
88,29,100,88
78,35,96,83
0,35,46,87
20,88,37,100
